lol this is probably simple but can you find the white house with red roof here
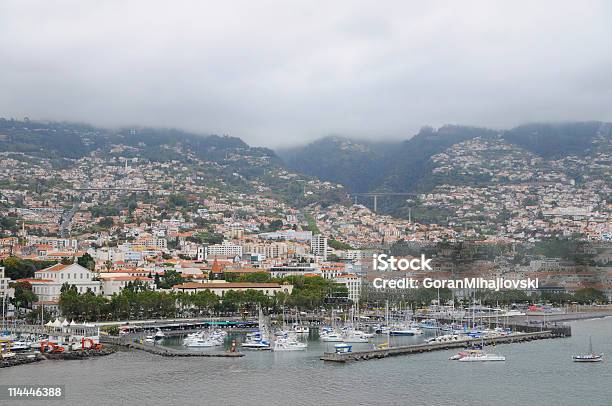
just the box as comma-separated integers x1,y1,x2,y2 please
27,263,102,309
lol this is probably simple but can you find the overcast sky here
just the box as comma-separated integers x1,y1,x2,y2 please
1,1,611,148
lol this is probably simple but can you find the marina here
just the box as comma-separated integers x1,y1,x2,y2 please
3,317,610,406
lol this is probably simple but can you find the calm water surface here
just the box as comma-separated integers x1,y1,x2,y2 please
4,318,612,406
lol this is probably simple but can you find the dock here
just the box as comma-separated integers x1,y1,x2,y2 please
321,330,562,363
101,336,244,357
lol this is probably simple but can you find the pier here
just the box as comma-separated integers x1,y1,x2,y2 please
100,336,244,357
321,330,565,363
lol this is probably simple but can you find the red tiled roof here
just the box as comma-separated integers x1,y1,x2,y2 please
105,276,153,282
16,278,53,283
36,263,70,273
173,282,284,290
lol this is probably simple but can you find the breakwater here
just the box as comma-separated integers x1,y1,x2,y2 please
321,330,563,363
101,336,244,357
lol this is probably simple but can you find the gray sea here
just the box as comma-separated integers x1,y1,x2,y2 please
3,317,612,406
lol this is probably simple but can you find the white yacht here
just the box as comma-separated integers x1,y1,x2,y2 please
9,341,31,351
242,332,271,350
272,334,307,351
573,337,603,362
342,329,370,343
185,337,216,348
320,331,344,342
457,352,506,362
389,323,422,336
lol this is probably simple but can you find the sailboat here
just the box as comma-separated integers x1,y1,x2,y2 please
573,337,603,362
242,306,271,350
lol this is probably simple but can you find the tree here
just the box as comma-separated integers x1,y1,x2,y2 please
1,257,54,279
59,283,81,319
77,253,95,271
98,217,114,228
237,272,271,283
11,281,38,315
191,290,218,316
158,270,185,289
573,288,606,304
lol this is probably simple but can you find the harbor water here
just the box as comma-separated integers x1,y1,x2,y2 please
4,318,612,406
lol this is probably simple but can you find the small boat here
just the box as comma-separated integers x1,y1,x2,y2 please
389,323,422,336
573,337,603,362
419,319,441,330
154,329,165,340
449,349,482,360
9,341,31,352
242,332,271,350
292,323,310,335
144,336,155,343
185,338,216,347
334,343,352,353
457,352,506,362
320,332,344,342
1,351,15,359
272,334,307,351
454,349,506,362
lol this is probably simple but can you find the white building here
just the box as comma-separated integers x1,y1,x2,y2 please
29,263,102,309
26,236,78,251
243,242,289,259
310,234,328,260
334,274,362,302
204,241,243,260
0,266,15,314
0,266,10,297
268,263,321,278
99,275,155,297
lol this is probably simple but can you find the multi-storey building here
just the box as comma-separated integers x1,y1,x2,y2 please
203,241,243,260
310,234,328,260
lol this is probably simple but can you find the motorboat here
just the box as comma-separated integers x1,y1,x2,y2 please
342,329,370,343
185,338,216,347
389,323,422,336
292,324,310,335
9,341,31,352
320,331,344,342
242,332,271,350
272,334,307,351
154,329,165,340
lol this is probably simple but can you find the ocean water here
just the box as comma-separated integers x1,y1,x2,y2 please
4,318,612,406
